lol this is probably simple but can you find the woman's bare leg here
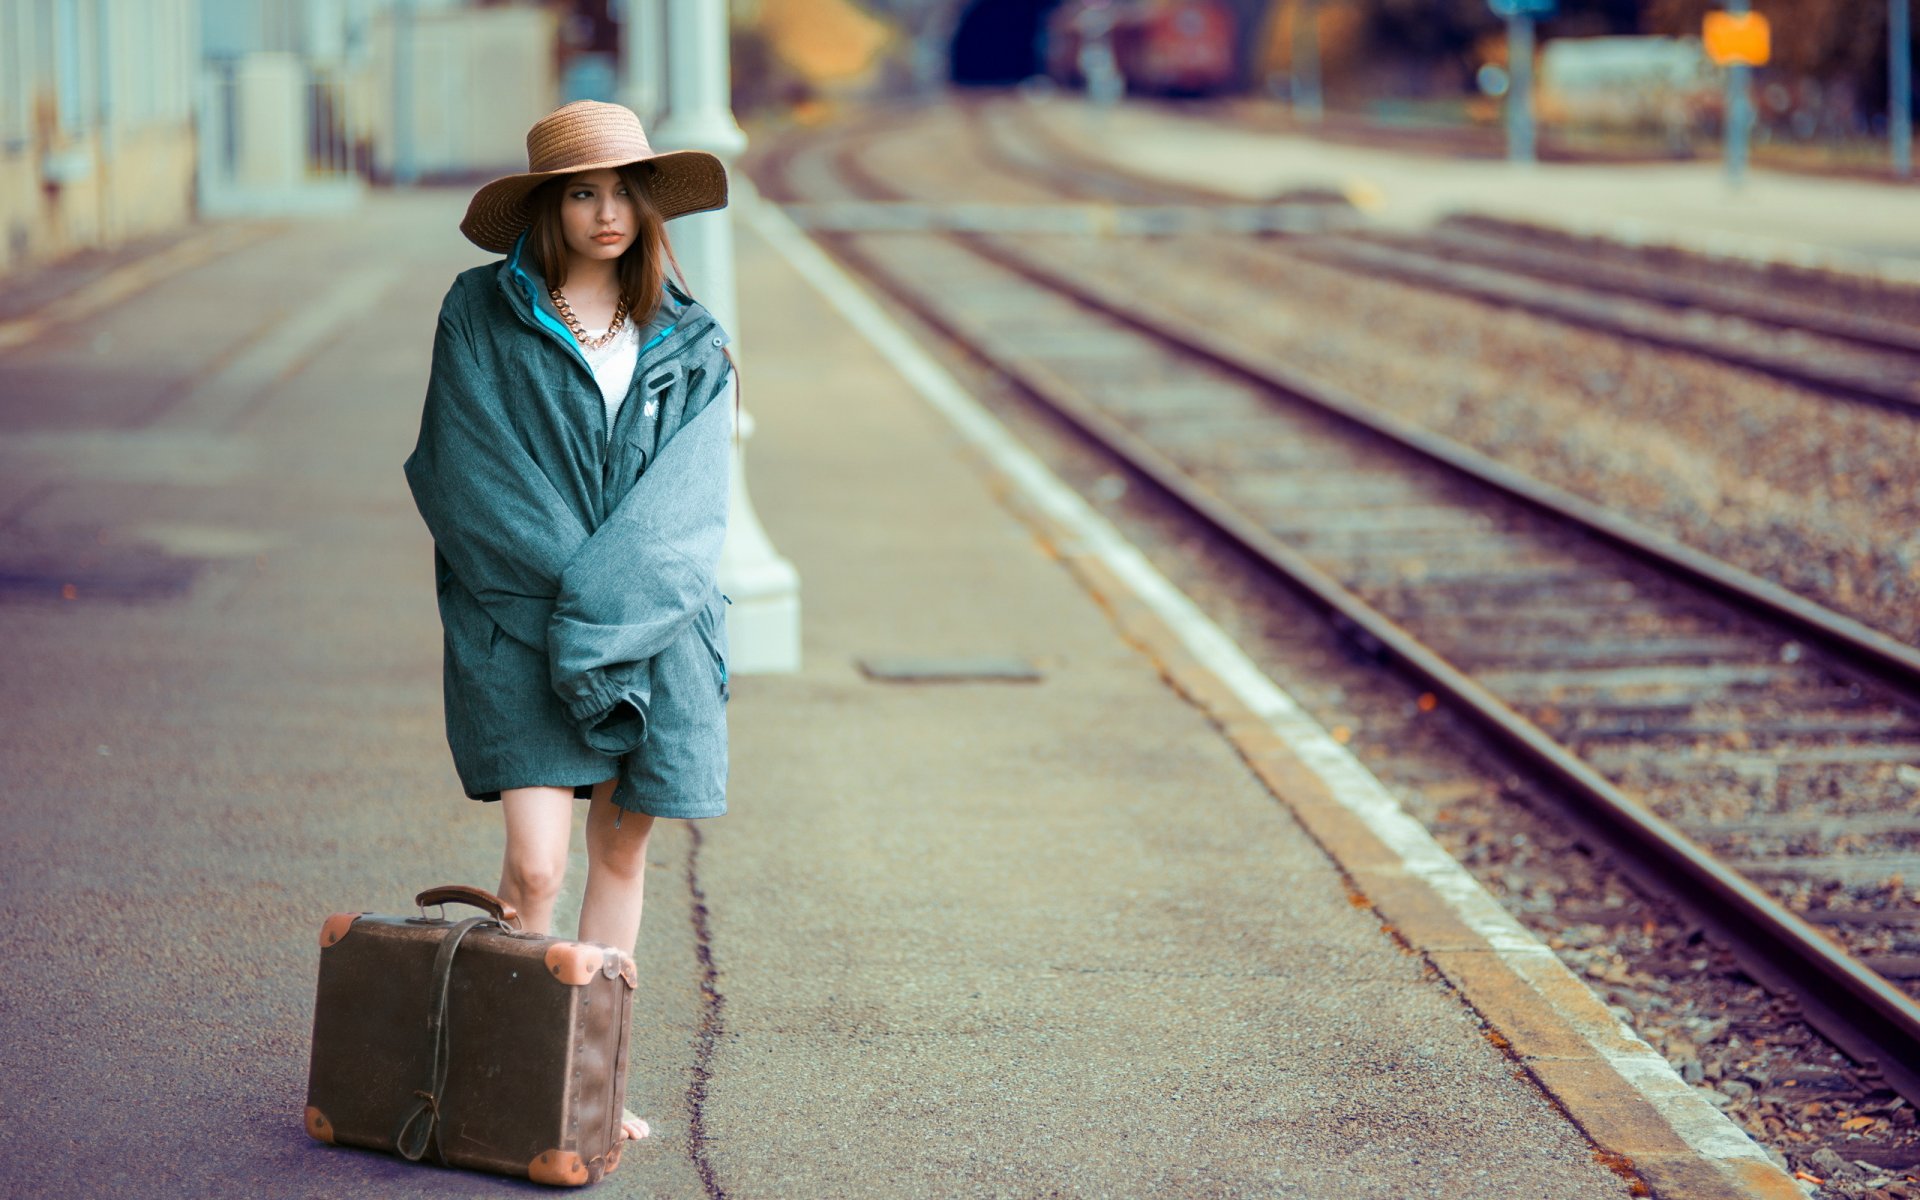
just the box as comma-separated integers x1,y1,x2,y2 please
496,786,575,935
579,778,654,1142
579,780,654,952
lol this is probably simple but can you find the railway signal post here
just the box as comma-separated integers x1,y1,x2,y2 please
1704,4,1770,189
654,0,803,673
1489,0,1554,165
1293,0,1323,124
1894,0,1913,180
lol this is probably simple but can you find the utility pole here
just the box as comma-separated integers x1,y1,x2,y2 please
1292,0,1322,123
1895,0,1913,180
653,0,802,674
1489,0,1552,164
910,1,953,96
1506,9,1535,164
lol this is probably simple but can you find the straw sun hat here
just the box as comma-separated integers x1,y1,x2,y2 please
459,100,728,254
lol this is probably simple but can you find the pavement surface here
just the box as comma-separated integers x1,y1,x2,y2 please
2,189,1639,1197
1026,95,1920,269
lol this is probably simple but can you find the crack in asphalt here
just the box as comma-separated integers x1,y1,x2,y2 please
684,821,728,1199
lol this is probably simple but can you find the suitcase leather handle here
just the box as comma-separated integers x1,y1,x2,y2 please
415,885,519,924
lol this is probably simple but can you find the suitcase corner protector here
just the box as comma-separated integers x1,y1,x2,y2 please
304,1105,336,1144
319,912,362,949
528,1148,590,1186
543,941,606,986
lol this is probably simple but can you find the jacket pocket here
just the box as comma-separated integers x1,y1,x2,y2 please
642,364,682,405
635,365,683,439
611,365,681,470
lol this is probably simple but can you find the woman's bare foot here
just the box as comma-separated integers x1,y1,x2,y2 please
620,1108,650,1141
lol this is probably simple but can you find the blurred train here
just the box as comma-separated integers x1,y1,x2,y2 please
1044,0,1239,98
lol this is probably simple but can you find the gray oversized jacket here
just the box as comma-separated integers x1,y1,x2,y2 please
403,230,732,817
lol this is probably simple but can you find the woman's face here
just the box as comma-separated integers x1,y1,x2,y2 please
559,168,639,265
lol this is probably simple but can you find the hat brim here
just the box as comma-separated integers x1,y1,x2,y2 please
459,149,729,254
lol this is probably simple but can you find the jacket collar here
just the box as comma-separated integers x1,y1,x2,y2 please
498,230,588,367
495,230,703,365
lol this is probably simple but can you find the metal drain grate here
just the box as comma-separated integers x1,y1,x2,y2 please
856,656,1045,684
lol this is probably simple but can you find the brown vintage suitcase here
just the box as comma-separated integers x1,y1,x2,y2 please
304,885,636,1186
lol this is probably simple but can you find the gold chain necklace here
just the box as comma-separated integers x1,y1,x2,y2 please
548,287,631,351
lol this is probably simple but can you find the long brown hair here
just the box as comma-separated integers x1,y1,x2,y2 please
525,162,674,325
526,162,741,430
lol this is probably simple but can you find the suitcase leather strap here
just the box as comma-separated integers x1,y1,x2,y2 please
394,915,495,1165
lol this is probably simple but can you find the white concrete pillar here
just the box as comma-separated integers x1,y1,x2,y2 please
654,0,802,675
618,0,665,125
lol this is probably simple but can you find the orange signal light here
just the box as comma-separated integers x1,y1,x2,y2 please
1704,11,1771,67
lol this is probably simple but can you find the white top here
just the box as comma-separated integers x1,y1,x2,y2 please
580,317,642,433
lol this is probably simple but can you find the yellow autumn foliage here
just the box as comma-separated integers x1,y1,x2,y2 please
750,0,895,85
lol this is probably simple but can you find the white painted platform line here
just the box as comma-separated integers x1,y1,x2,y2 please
740,181,1782,1179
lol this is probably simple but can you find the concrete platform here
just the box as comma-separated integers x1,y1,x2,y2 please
701,214,1633,1198
1025,95,1920,278
0,187,1766,1197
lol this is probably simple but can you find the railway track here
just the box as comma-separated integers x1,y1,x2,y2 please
751,108,1920,1176
968,96,1920,419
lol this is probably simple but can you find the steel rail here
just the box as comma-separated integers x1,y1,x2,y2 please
841,128,1920,702
977,100,1920,419
1417,222,1920,360
1287,238,1920,419
983,241,1920,702
782,126,1920,1105
950,104,1920,695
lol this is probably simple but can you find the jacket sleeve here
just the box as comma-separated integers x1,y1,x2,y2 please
547,360,733,753
404,286,591,650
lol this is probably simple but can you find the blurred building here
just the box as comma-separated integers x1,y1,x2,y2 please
202,0,558,206
0,0,201,272
198,0,365,215
0,0,564,273
365,2,560,180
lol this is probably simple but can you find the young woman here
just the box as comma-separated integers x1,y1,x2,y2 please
404,101,736,1145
